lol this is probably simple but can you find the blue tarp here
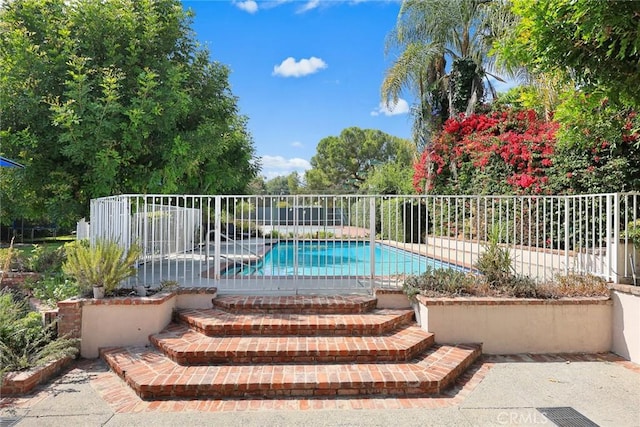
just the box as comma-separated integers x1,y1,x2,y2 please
0,156,24,168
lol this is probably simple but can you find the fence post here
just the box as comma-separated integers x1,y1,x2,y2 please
564,197,570,276
612,193,621,283
214,196,221,280
369,197,376,290
293,195,299,278
607,193,620,282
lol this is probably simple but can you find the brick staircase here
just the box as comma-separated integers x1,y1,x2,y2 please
101,295,481,400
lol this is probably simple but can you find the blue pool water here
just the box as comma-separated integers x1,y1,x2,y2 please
230,240,461,276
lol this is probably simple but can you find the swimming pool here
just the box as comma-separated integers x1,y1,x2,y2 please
228,240,461,277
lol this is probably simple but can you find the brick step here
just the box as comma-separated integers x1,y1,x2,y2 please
212,295,377,314
101,343,482,399
150,323,434,365
175,308,415,336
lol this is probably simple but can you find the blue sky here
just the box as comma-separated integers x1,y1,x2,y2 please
181,0,413,180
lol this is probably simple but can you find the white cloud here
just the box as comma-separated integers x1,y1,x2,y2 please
291,141,304,148
297,0,320,13
370,98,410,116
260,155,311,179
273,56,328,78
234,0,258,14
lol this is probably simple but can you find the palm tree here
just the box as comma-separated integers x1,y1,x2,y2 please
382,0,511,144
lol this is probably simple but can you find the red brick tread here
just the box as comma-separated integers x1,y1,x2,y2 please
101,343,481,399
150,323,434,365
175,308,415,336
212,295,377,314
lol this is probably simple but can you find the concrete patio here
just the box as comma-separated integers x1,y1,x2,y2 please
1,353,639,426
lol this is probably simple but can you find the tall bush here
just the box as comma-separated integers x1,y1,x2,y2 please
62,239,141,296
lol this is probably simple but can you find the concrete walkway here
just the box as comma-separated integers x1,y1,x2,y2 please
1,353,639,427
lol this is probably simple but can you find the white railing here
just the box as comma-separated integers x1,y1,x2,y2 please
89,193,640,294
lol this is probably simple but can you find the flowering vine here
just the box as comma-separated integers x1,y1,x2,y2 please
414,109,558,194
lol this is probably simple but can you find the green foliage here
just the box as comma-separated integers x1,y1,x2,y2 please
625,220,640,248
383,0,512,148
475,226,513,287
0,289,78,378
306,127,414,193
362,162,416,195
264,176,291,195
62,239,141,295
31,274,80,307
26,244,67,274
501,0,640,104
234,201,255,219
449,57,485,115
0,246,29,272
301,231,335,239
234,220,260,237
403,269,607,300
0,0,257,228
263,172,302,195
349,198,380,230
403,267,479,299
547,91,640,194
380,199,405,242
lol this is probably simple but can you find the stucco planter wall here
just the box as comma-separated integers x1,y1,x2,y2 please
414,295,613,354
58,287,217,358
610,285,640,363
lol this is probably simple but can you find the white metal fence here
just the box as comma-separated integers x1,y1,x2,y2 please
89,193,640,294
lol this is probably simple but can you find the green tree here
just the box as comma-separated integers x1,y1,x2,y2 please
362,162,415,195
246,177,267,195
0,0,258,228
495,0,640,193
382,0,512,149
264,176,289,195
305,127,414,194
286,172,301,195
499,0,640,105
547,91,640,194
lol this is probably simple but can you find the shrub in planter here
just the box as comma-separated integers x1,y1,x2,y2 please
62,239,142,298
30,274,80,308
403,267,482,299
26,244,67,274
0,245,29,273
0,289,78,380
475,226,514,287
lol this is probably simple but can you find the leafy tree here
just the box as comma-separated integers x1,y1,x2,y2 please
246,177,267,195
287,172,301,195
264,172,301,195
382,0,513,149
264,176,290,195
305,127,414,194
547,91,640,194
0,0,258,228
494,0,640,194
362,162,415,195
491,73,569,122
499,0,640,104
